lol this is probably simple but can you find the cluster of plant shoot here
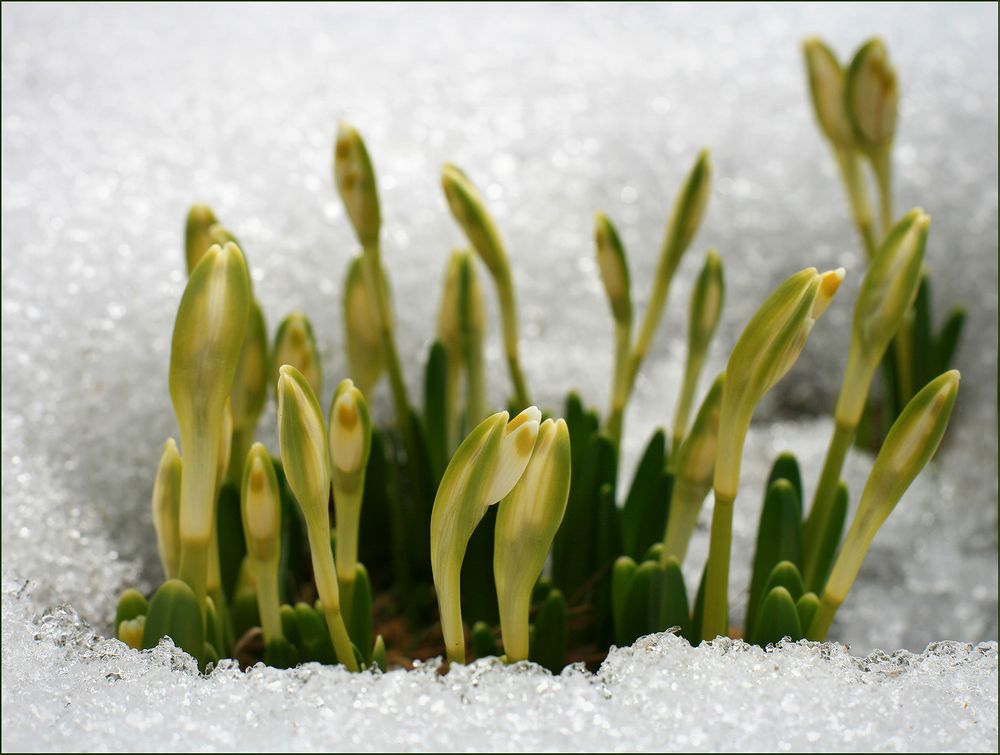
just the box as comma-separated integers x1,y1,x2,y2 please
114,37,962,673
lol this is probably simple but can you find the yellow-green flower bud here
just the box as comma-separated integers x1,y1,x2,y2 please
184,204,219,275
441,163,510,283
845,38,898,152
494,418,571,662
431,407,542,664
273,312,322,400
241,443,284,644
810,371,960,639
118,616,146,650
276,364,331,526
716,267,843,501
170,242,250,548
837,209,929,427
663,373,724,564
803,37,854,149
152,438,182,580
437,249,486,365
595,213,632,326
229,299,269,476
661,149,712,277
343,255,384,396
334,122,381,249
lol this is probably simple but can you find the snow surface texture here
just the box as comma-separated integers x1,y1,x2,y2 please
1,3,997,752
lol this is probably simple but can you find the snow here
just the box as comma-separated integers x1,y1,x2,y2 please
2,3,997,752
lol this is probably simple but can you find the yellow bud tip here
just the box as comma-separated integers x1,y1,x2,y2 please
336,393,358,430
249,463,266,494
813,267,845,319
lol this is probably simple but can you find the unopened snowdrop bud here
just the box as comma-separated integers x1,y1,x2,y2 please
152,438,183,580
845,38,898,152
810,371,959,640
431,407,541,664
663,373,725,563
837,209,928,427
441,163,509,282
437,250,465,360
494,418,571,662
343,255,384,396
273,312,322,400
803,38,854,149
118,616,146,650
662,149,712,275
184,204,220,275
334,122,381,249
277,364,330,524
595,213,632,326
170,241,250,553
241,443,282,564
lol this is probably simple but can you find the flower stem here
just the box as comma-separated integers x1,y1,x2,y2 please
701,492,734,641
803,420,854,588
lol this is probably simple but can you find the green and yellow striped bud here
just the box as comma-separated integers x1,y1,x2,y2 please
431,407,542,664
663,373,724,564
494,418,571,662
343,255,385,396
809,371,960,640
276,364,357,671
845,38,898,153
803,38,854,150
184,204,220,275
328,379,372,617
273,312,322,400
169,241,250,605
241,443,283,643
441,164,509,283
595,213,632,327
837,209,928,428
151,438,182,580
334,122,381,249
672,250,724,449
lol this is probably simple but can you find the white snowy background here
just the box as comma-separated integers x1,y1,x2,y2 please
2,3,997,751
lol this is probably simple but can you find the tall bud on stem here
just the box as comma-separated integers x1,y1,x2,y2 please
241,443,284,644
595,213,633,449
152,438,183,580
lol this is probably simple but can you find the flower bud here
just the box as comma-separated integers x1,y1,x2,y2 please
438,249,486,365
845,38,898,151
273,312,322,400
430,407,542,663
170,242,250,544
811,371,959,639
689,250,724,355
334,122,381,248
230,299,269,442
152,438,182,580
837,210,928,427
276,364,331,526
329,379,372,481
595,213,632,326
343,255,385,396
184,204,219,275
661,149,712,273
802,37,853,149
118,616,146,650
241,443,282,564
441,163,510,283
494,418,571,662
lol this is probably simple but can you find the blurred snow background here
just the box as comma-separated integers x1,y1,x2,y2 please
1,3,997,751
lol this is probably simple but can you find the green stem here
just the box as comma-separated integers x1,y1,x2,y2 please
671,350,706,456
498,590,530,663
871,147,894,238
701,493,734,641
626,259,679,397
226,427,254,486
466,330,487,427
497,276,530,410
178,540,208,619
334,487,362,619
606,320,631,451
806,593,840,641
803,420,854,588
306,518,359,671
661,477,708,565
437,560,466,665
834,148,878,259
254,559,284,644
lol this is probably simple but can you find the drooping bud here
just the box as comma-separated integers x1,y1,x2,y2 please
430,407,542,664
494,418,571,662
343,255,384,396
273,312,322,400
837,209,929,427
810,371,960,639
802,38,854,149
184,204,219,275
845,38,898,152
595,213,632,326
152,438,183,580
276,364,330,525
334,122,381,249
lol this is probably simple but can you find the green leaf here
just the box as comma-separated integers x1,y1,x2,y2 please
230,589,260,643
745,479,803,640
593,481,623,648
216,482,246,602
808,482,848,593
461,505,500,626
115,589,148,632
423,340,450,484
349,564,374,665
796,592,820,635
142,579,205,665
205,595,226,659
294,603,337,665
690,565,707,643
643,542,666,564
620,560,661,646
611,556,637,647
621,429,669,559
357,429,395,580
203,642,219,669
279,604,300,648
471,621,500,659
658,556,690,639
753,586,803,646
934,307,965,375
530,588,567,673
372,634,387,672
911,275,933,392
765,453,803,517
263,637,299,669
